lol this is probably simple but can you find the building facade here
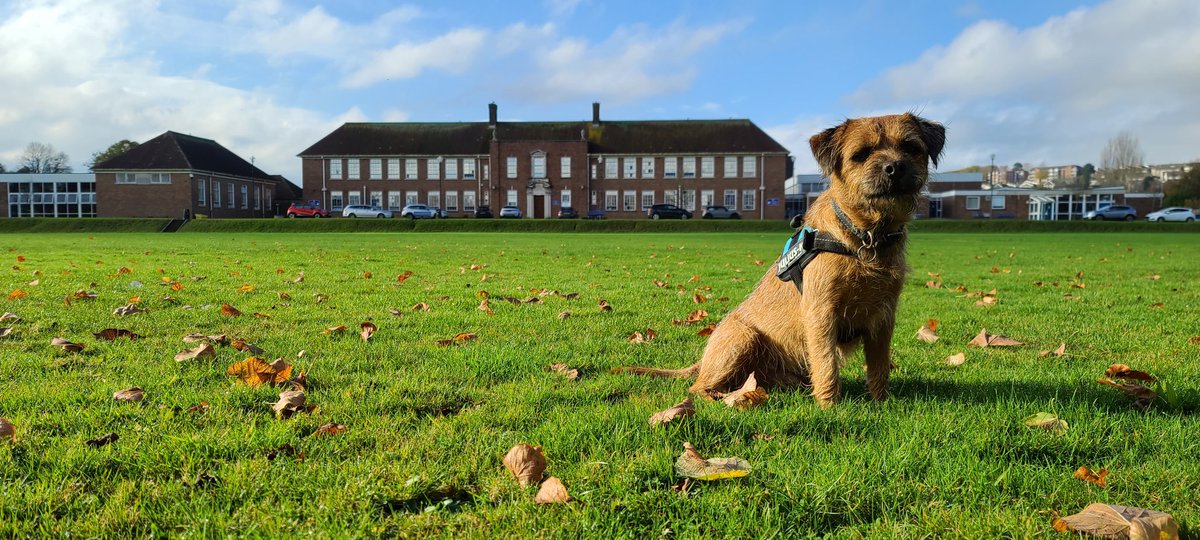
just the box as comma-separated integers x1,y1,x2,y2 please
298,103,792,219
1,173,97,218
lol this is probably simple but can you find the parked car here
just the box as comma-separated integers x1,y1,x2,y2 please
286,202,329,218
499,205,522,218
341,205,392,218
431,207,449,218
1145,207,1196,222
1085,205,1137,221
557,207,579,219
647,204,692,220
586,209,606,219
474,206,494,218
702,206,741,219
399,204,439,219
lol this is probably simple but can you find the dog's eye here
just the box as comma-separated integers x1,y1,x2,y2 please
900,141,924,155
850,148,872,163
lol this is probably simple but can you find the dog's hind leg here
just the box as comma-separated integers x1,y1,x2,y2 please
688,314,764,396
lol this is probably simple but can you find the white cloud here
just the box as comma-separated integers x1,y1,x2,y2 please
848,0,1200,169
342,28,488,88
544,0,587,18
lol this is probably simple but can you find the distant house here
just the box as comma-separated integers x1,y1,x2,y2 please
94,131,277,218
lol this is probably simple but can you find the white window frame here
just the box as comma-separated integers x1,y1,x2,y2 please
641,157,655,178
560,157,571,178
560,190,572,209
446,191,458,211
369,190,382,208
254,186,261,210
330,191,343,210
605,158,618,179
427,159,440,180
992,195,1006,209
623,157,636,179
723,189,736,208
227,184,235,208
330,159,343,179
742,189,756,211
700,189,714,209
347,160,360,180
724,156,737,178
506,189,518,206
532,153,546,178
965,196,981,210
743,156,756,178
623,191,636,212
369,159,382,180
682,157,696,178
507,156,517,179
197,179,206,206
605,190,618,211
427,192,440,209
387,191,401,210
663,157,677,179
212,181,221,207
641,190,654,210
445,159,458,180
464,191,476,211
681,189,695,211
463,160,476,179
387,159,400,179
347,191,362,206
239,185,248,209
664,190,677,206
405,159,418,180
405,191,419,205
701,157,715,178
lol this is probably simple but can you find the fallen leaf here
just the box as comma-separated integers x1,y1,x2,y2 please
967,328,1024,348
253,312,271,319
360,322,377,341
1104,364,1156,383
722,373,769,410
220,304,242,317
674,442,751,481
1022,412,1068,434
0,327,11,338
1053,503,1178,540
692,292,706,304
183,333,228,345
237,283,255,294
478,299,493,315
0,312,19,322
187,402,210,414
454,332,477,342
598,299,612,312
557,311,570,320
504,444,547,487
549,363,580,380
175,343,216,362
323,325,347,335
0,418,15,443
231,339,265,355
925,280,943,289
170,281,184,292
273,389,311,419
73,290,97,300
944,352,966,366
113,387,144,402
412,302,430,312
649,398,694,426
278,292,292,300
361,271,372,279
916,321,939,343
1039,342,1067,357
311,423,348,437
292,273,305,283
396,271,414,283
265,443,303,461
227,357,293,387
698,324,716,337
1188,336,1200,346
534,476,571,504
1096,378,1158,409
27,279,39,286
51,337,85,353
93,328,140,341
85,432,119,448
1074,466,1109,488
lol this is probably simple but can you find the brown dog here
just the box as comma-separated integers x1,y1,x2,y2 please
617,113,944,407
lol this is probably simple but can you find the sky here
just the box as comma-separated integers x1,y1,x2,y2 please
1,0,1198,184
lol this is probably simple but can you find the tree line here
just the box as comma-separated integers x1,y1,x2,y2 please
0,140,139,174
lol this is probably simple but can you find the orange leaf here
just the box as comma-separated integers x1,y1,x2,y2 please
311,423,348,437
227,356,293,387
698,324,716,337
253,312,271,319
722,372,768,410
1104,364,1156,383
362,271,372,279
396,271,414,283
598,299,612,312
93,328,140,341
323,325,346,335
549,362,580,380
220,304,242,317
478,299,493,315
278,292,291,300
1073,466,1109,488
170,281,184,291
534,477,571,504
7,289,29,300
412,302,430,312
231,339,265,355
360,322,377,341
1039,342,1067,357
650,398,694,426
503,444,547,487
454,332,477,342
692,292,706,304
237,283,255,294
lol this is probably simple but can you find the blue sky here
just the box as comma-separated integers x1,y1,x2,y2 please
2,0,1197,183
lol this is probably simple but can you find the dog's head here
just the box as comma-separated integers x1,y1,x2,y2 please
809,113,945,219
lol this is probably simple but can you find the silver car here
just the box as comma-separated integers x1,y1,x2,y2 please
1145,207,1196,222
702,206,742,219
341,205,392,218
400,204,439,219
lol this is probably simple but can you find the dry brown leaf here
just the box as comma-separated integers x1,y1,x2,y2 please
674,442,751,481
227,356,293,387
598,299,612,312
175,343,216,362
1022,412,1068,433
1039,342,1068,357
692,292,707,304
478,299,494,315
253,312,271,319
273,389,310,419
549,362,580,380
966,328,1024,348
292,273,305,283
311,423,348,437
925,280,943,289
915,321,939,343
396,270,414,283
85,432,118,448
187,402,210,414
503,444,547,487
944,352,966,366
534,476,571,504
1096,378,1158,409
113,387,144,402
1074,466,1109,488
73,290,98,301
1054,503,1178,540
220,304,242,317
51,337,85,353
0,327,11,338
1188,336,1200,346
323,325,347,335
237,283,255,294
454,332,477,342
183,333,228,345
1104,364,1156,382
278,292,292,300
557,311,570,320
231,339,265,355
722,373,768,410
698,324,716,337
93,328,140,341
0,312,19,322
0,418,14,443
412,302,430,312
112,303,145,317
649,398,694,426
7,289,29,300
360,322,377,342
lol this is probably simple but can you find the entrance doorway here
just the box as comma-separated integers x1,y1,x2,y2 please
533,196,546,218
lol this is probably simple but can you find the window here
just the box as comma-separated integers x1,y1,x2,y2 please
560,157,571,178
330,159,343,179
663,157,677,179
115,173,171,184
622,191,636,211
701,157,715,178
623,158,636,179
992,195,1006,209
605,158,617,179
532,154,546,178
724,156,737,178
427,159,440,180
507,156,517,178
965,196,981,210
605,190,618,211
742,189,756,211
369,159,382,179
254,186,261,209
743,156,756,178
682,157,696,178
370,190,382,207
388,191,401,210
405,159,418,180
387,159,400,179
427,192,440,209
641,157,655,178
664,190,677,205
464,191,476,211
724,189,737,208
227,184,235,208
560,190,571,209
330,191,343,210
265,191,272,213
197,179,206,206
481,190,490,206
446,191,458,211
641,191,654,210
406,191,419,205
213,182,221,207
506,190,518,206
483,164,489,181
445,159,458,180
463,160,476,179
241,185,249,209
348,191,362,206
348,160,360,180
681,189,695,211
701,189,714,209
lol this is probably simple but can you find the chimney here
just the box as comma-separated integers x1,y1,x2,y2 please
488,102,498,126
592,102,600,126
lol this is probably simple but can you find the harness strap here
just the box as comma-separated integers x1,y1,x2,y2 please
776,202,907,293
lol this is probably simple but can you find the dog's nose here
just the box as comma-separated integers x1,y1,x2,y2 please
883,161,907,179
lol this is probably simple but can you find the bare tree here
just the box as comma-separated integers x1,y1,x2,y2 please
19,142,73,173
1100,132,1144,190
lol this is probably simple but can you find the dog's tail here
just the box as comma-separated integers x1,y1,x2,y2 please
609,362,700,379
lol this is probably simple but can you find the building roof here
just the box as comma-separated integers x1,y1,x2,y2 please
94,131,273,180
270,175,303,199
298,119,789,157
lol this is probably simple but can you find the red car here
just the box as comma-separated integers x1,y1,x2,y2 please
286,202,329,218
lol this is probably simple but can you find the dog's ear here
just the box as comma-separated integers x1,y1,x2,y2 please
809,124,844,178
910,114,945,168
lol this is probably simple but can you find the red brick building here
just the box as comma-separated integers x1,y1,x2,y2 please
298,103,792,219
94,131,282,218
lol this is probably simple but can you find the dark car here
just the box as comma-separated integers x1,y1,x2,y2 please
557,207,579,219
474,206,494,218
1085,205,1137,221
647,204,692,220
286,202,329,218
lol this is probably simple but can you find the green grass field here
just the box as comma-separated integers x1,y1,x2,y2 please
0,231,1197,538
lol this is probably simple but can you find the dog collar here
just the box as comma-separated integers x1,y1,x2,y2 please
831,201,906,251
776,203,907,293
